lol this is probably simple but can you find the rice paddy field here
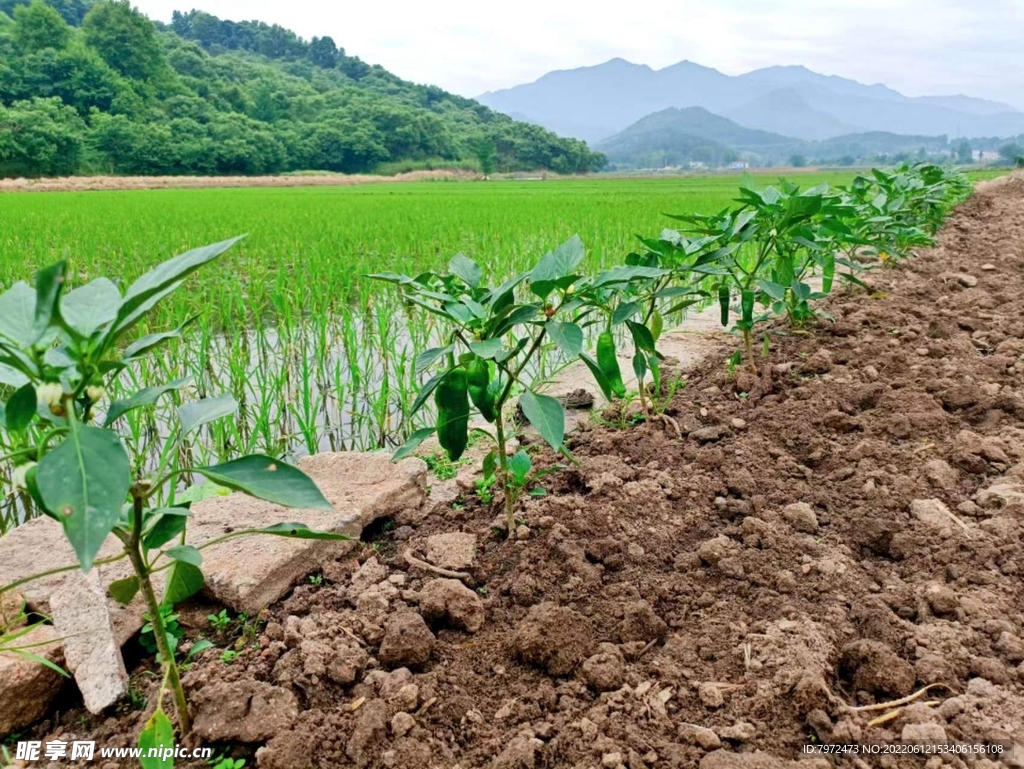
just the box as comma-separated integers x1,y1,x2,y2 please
0,170,1003,528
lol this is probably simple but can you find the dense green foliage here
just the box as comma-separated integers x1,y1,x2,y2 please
0,0,605,177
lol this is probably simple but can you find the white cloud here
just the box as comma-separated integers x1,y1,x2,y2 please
132,0,1024,109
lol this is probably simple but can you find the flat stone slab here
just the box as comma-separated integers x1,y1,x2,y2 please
50,570,128,715
0,451,426,726
0,625,63,737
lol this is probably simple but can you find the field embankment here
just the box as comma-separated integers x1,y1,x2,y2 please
0,170,475,193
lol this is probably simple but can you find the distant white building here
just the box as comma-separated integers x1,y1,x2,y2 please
973,150,1000,161
727,161,749,170
689,161,708,170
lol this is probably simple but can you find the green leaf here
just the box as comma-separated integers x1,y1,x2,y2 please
414,346,452,375
187,639,214,660
482,449,497,479
122,318,196,361
162,560,204,606
165,545,202,567
60,279,120,339
250,522,351,540
111,237,244,339
519,390,564,451
410,370,449,418
108,576,140,605
33,261,68,342
138,708,175,769
104,377,191,427
4,384,36,432
592,265,667,288
756,279,787,301
142,508,191,551
545,321,583,358
530,235,585,298
0,361,30,388
579,353,614,401
35,424,130,571
469,338,504,359
612,301,640,326
626,320,657,355
632,351,648,382
508,450,532,484
194,456,333,510
0,282,38,346
449,253,482,288
178,394,238,435
8,649,69,678
392,427,434,461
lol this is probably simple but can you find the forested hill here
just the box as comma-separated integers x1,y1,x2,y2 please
0,0,606,177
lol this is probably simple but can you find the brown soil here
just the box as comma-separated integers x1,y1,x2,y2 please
24,176,1024,768
0,169,471,194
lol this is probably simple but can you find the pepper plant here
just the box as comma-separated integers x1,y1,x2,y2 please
372,238,593,534
0,238,348,744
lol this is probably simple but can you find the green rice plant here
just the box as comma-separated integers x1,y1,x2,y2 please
0,239,350,745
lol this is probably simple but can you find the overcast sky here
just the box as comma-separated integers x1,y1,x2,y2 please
133,0,1024,110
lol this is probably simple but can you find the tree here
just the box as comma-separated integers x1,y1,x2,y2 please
998,143,1023,165
0,0,90,25
82,0,163,81
12,0,70,53
789,154,807,168
954,139,972,164
307,36,337,69
0,96,85,175
475,139,495,176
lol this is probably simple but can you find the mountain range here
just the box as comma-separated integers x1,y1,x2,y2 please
478,59,1024,144
594,107,952,168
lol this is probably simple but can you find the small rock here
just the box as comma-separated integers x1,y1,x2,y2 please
351,557,389,591
391,711,415,738
419,578,485,633
602,753,623,769
981,263,997,271
491,732,540,769
697,535,736,566
346,700,389,767
910,499,955,537
938,271,978,288
516,525,532,541
192,681,298,742
782,502,819,533
513,602,595,676
619,600,668,643
424,532,477,571
864,365,879,381
679,723,721,750
698,682,725,708
691,425,729,444
581,644,626,692
730,418,747,430
970,656,1011,685
718,721,756,742
378,612,435,670
390,683,419,712
925,583,959,616
924,459,958,491
802,348,833,375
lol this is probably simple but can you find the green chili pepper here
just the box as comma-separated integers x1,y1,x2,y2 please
597,331,627,398
718,284,730,327
650,310,664,342
466,355,497,423
434,367,470,461
741,289,755,326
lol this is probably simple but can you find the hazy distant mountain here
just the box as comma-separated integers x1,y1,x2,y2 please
596,107,952,168
478,59,1024,143
724,89,856,141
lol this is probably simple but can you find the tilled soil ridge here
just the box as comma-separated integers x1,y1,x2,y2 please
26,175,1024,768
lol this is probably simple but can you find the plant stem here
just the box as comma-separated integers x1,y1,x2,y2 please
126,491,191,736
494,414,514,535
